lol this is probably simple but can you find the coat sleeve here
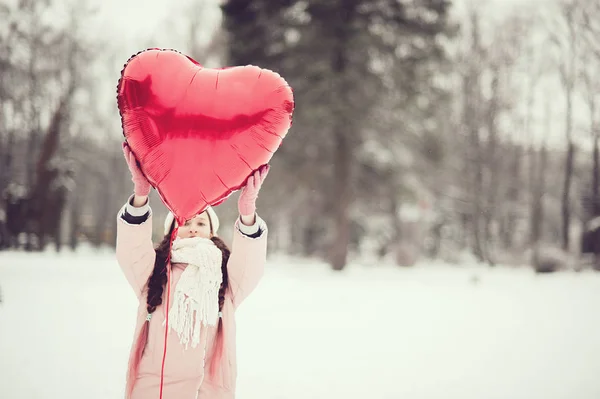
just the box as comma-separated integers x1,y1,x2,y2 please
115,196,156,299
227,214,268,309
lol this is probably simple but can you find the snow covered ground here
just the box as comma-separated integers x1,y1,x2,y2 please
1,249,599,399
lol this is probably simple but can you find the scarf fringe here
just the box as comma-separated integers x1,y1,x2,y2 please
169,237,222,349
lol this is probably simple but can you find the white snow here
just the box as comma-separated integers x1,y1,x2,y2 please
1,250,599,399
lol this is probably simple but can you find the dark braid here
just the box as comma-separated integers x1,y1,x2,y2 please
145,233,172,315
210,236,230,316
208,235,230,378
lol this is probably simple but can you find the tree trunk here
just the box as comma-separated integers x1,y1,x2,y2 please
462,79,485,262
503,144,522,249
483,70,501,265
0,126,15,194
560,4,576,252
330,130,352,270
471,190,485,262
531,98,552,249
525,52,538,249
464,11,485,263
26,54,41,190
562,138,574,251
593,135,599,215
532,144,548,247
29,96,69,251
529,142,539,245
329,0,356,271
69,192,80,251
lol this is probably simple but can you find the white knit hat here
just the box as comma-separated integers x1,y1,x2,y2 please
163,206,220,236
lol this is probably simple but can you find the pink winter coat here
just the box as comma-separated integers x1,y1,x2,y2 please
116,206,267,399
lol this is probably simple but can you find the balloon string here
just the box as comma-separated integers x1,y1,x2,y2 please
159,225,178,399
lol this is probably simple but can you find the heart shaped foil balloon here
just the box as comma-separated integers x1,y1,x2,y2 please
116,48,294,223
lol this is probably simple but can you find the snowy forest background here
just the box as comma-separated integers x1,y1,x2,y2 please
1,0,600,273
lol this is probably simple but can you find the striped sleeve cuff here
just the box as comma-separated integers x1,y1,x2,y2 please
126,195,150,216
120,195,151,225
236,214,266,239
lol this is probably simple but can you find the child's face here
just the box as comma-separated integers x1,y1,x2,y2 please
177,212,212,239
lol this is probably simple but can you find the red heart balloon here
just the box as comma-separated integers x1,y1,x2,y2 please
116,48,294,223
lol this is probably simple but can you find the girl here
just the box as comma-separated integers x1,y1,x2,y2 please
116,143,269,399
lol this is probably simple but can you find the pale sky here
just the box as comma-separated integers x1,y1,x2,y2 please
89,0,548,64
93,0,543,40
65,0,583,149
95,0,176,38
92,0,220,42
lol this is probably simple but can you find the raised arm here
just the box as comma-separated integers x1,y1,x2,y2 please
116,143,155,298
227,165,270,308
227,215,268,309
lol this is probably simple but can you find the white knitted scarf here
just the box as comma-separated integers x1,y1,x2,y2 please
168,236,223,349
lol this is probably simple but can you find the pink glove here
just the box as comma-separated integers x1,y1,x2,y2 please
238,165,270,216
122,142,151,196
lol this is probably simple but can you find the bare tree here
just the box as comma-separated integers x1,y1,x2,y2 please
574,0,600,266
459,9,487,262
548,0,579,251
0,0,101,251
579,54,600,218
531,95,551,263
